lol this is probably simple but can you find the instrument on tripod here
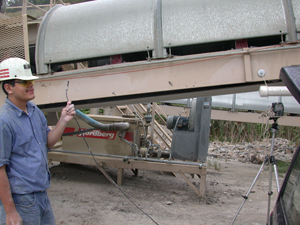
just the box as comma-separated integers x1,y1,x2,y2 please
231,102,284,225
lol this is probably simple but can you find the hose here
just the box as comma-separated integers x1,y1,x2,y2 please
75,109,130,131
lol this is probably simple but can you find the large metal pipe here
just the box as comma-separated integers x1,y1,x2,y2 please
75,109,130,131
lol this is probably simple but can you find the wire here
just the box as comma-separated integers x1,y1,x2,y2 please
62,127,96,136
66,80,69,102
65,81,159,225
119,131,138,155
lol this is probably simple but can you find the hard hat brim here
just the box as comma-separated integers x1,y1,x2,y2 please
18,75,39,80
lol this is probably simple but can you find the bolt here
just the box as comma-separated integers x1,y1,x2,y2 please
258,69,266,77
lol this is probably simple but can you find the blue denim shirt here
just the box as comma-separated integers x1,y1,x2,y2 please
0,98,51,194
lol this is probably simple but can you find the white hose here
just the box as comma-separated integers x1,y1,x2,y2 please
259,86,291,97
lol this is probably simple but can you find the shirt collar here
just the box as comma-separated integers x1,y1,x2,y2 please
5,98,36,117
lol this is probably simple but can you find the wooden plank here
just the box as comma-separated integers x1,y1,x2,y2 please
48,152,206,174
117,168,124,186
199,173,206,197
48,151,207,196
178,171,201,196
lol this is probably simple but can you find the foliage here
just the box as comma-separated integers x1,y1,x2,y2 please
79,109,90,114
79,109,103,114
209,120,300,144
263,160,290,176
155,114,166,124
276,160,291,174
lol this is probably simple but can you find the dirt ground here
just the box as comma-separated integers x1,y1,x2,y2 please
48,158,284,225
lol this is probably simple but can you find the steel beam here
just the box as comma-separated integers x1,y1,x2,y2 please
283,0,298,42
1,44,300,112
158,105,300,127
211,110,300,127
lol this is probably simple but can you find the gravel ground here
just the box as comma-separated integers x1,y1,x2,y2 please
48,149,289,225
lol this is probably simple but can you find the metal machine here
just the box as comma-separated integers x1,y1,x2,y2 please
62,114,140,157
167,97,212,163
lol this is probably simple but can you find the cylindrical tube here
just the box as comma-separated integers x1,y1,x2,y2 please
75,109,130,131
259,86,291,97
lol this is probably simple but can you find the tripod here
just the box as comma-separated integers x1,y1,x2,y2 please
231,118,281,225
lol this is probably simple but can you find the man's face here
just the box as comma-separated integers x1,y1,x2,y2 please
5,80,35,103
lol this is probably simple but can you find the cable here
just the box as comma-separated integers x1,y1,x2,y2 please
118,131,139,156
66,80,70,102
65,81,159,225
62,127,96,136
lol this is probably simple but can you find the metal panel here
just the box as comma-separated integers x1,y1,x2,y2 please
35,0,298,74
292,0,300,32
171,97,211,163
36,0,154,73
0,16,25,61
171,132,199,161
162,0,287,47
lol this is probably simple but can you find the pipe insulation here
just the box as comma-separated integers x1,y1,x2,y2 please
75,109,130,131
259,86,292,97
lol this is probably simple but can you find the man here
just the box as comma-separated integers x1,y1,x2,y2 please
0,58,75,225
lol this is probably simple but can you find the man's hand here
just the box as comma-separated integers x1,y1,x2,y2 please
6,210,23,225
47,100,76,149
60,101,76,124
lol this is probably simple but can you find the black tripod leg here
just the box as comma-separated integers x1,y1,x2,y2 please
231,157,268,225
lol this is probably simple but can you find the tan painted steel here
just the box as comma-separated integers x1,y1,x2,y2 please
211,110,300,127
159,105,300,127
1,43,299,111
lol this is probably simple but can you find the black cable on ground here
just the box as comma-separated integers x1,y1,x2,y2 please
66,81,159,225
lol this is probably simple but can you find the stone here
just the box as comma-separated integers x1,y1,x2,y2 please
207,138,296,164
250,154,257,163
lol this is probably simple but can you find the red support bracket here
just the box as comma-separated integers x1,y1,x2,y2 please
235,39,248,49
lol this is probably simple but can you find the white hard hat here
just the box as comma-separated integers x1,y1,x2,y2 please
0,58,39,81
